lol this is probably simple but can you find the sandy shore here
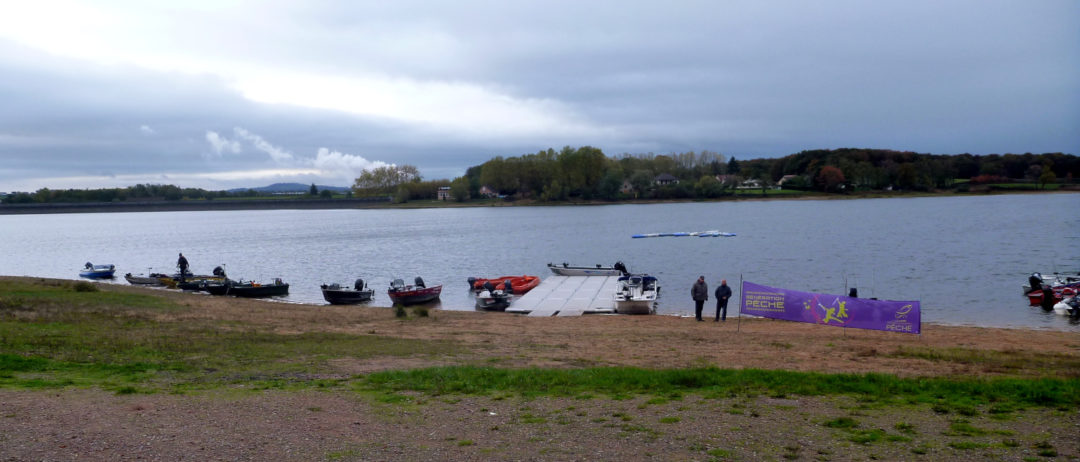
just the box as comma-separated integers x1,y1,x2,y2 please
21,277,1078,378
3,277,1078,461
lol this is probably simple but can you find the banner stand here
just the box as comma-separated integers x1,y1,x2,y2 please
736,273,743,333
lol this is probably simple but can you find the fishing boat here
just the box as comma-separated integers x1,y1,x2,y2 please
475,284,513,311
547,261,628,277
124,272,170,285
388,277,442,305
467,275,540,295
170,266,228,290
613,274,659,315
321,278,375,304
202,278,289,297
79,262,116,279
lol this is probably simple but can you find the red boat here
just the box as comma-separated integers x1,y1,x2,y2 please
1026,286,1077,306
388,277,442,305
468,275,540,295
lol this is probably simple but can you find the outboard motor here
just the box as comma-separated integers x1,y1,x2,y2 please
503,279,513,294
467,277,477,289
85,262,93,269
483,281,496,293
1040,286,1056,311
1028,273,1043,292
213,266,226,277
848,288,858,298
354,278,365,291
614,261,627,275
414,276,425,288
390,279,405,291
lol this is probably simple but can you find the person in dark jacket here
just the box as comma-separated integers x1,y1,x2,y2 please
177,253,189,281
691,276,708,321
714,279,732,322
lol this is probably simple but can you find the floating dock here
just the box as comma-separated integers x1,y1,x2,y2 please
506,275,619,317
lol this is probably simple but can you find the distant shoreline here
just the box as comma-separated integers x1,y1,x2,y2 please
1,189,1074,215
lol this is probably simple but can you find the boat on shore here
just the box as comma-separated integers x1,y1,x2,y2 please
79,262,116,279
124,272,170,285
475,287,513,311
547,261,627,277
614,274,659,315
202,278,289,298
467,275,540,295
388,277,442,305
321,278,375,304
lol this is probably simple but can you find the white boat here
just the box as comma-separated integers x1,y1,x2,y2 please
547,261,627,277
614,274,659,315
1052,297,1079,317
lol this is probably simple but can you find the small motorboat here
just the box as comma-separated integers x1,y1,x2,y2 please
1052,296,1080,317
467,275,540,295
388,277,442,305
321,278,375,304
202,278,289,297
124,271,170,285
547,261,628,277
613,274,659,315
1026,285,1078,307
1022,272,1080,294
80,262,116,279
474,280,514,311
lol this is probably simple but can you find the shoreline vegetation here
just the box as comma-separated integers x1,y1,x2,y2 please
1,277,1078,460
1,187,1076,215
3,148,1077,215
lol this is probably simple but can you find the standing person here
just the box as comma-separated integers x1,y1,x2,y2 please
691,276,708,321
177,253,189,281
714,279,732,322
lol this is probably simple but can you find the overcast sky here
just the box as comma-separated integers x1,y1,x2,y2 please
0,0,1076,191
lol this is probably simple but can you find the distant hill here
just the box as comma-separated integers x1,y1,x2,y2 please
227,183,350,193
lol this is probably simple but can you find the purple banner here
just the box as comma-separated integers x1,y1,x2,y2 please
740,281,921,334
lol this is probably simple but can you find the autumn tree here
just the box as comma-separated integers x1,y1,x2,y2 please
816,165,846,192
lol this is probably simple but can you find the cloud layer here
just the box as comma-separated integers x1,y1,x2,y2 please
0,0,1076,191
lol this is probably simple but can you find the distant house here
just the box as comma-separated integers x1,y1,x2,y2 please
714,175,737,186
778,175,799,186
736,179,762,189
437,186,452,201
478,185,499,198
654,173,679,186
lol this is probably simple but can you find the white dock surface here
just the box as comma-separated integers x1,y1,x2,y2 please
507,275,618,317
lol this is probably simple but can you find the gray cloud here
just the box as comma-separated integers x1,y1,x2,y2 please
0,0,1076,191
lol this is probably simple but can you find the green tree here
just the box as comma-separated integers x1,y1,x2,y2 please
450,177,470,202
1038,163,1056,189
727,157,741,174
352,165,421,196
309,183,318,196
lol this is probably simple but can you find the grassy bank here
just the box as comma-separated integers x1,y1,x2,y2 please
2,278,1077,413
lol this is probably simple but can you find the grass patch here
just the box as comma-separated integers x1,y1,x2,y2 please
356,366,1080,409
889,346,1080,377
823,417,859,429
0,280,462,391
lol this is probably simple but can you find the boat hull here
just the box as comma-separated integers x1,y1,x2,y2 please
475,293,512,311
321,287,375,304
614,299,655,315
203,280,289,297
80,264,116,279
388,285,442,305
547,265,622,277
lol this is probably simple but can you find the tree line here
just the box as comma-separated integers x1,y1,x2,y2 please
4,149,1076,205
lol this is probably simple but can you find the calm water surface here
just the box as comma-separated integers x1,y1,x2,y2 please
2,194,1077,331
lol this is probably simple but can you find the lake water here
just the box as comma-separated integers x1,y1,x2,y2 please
1,194,1078,331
